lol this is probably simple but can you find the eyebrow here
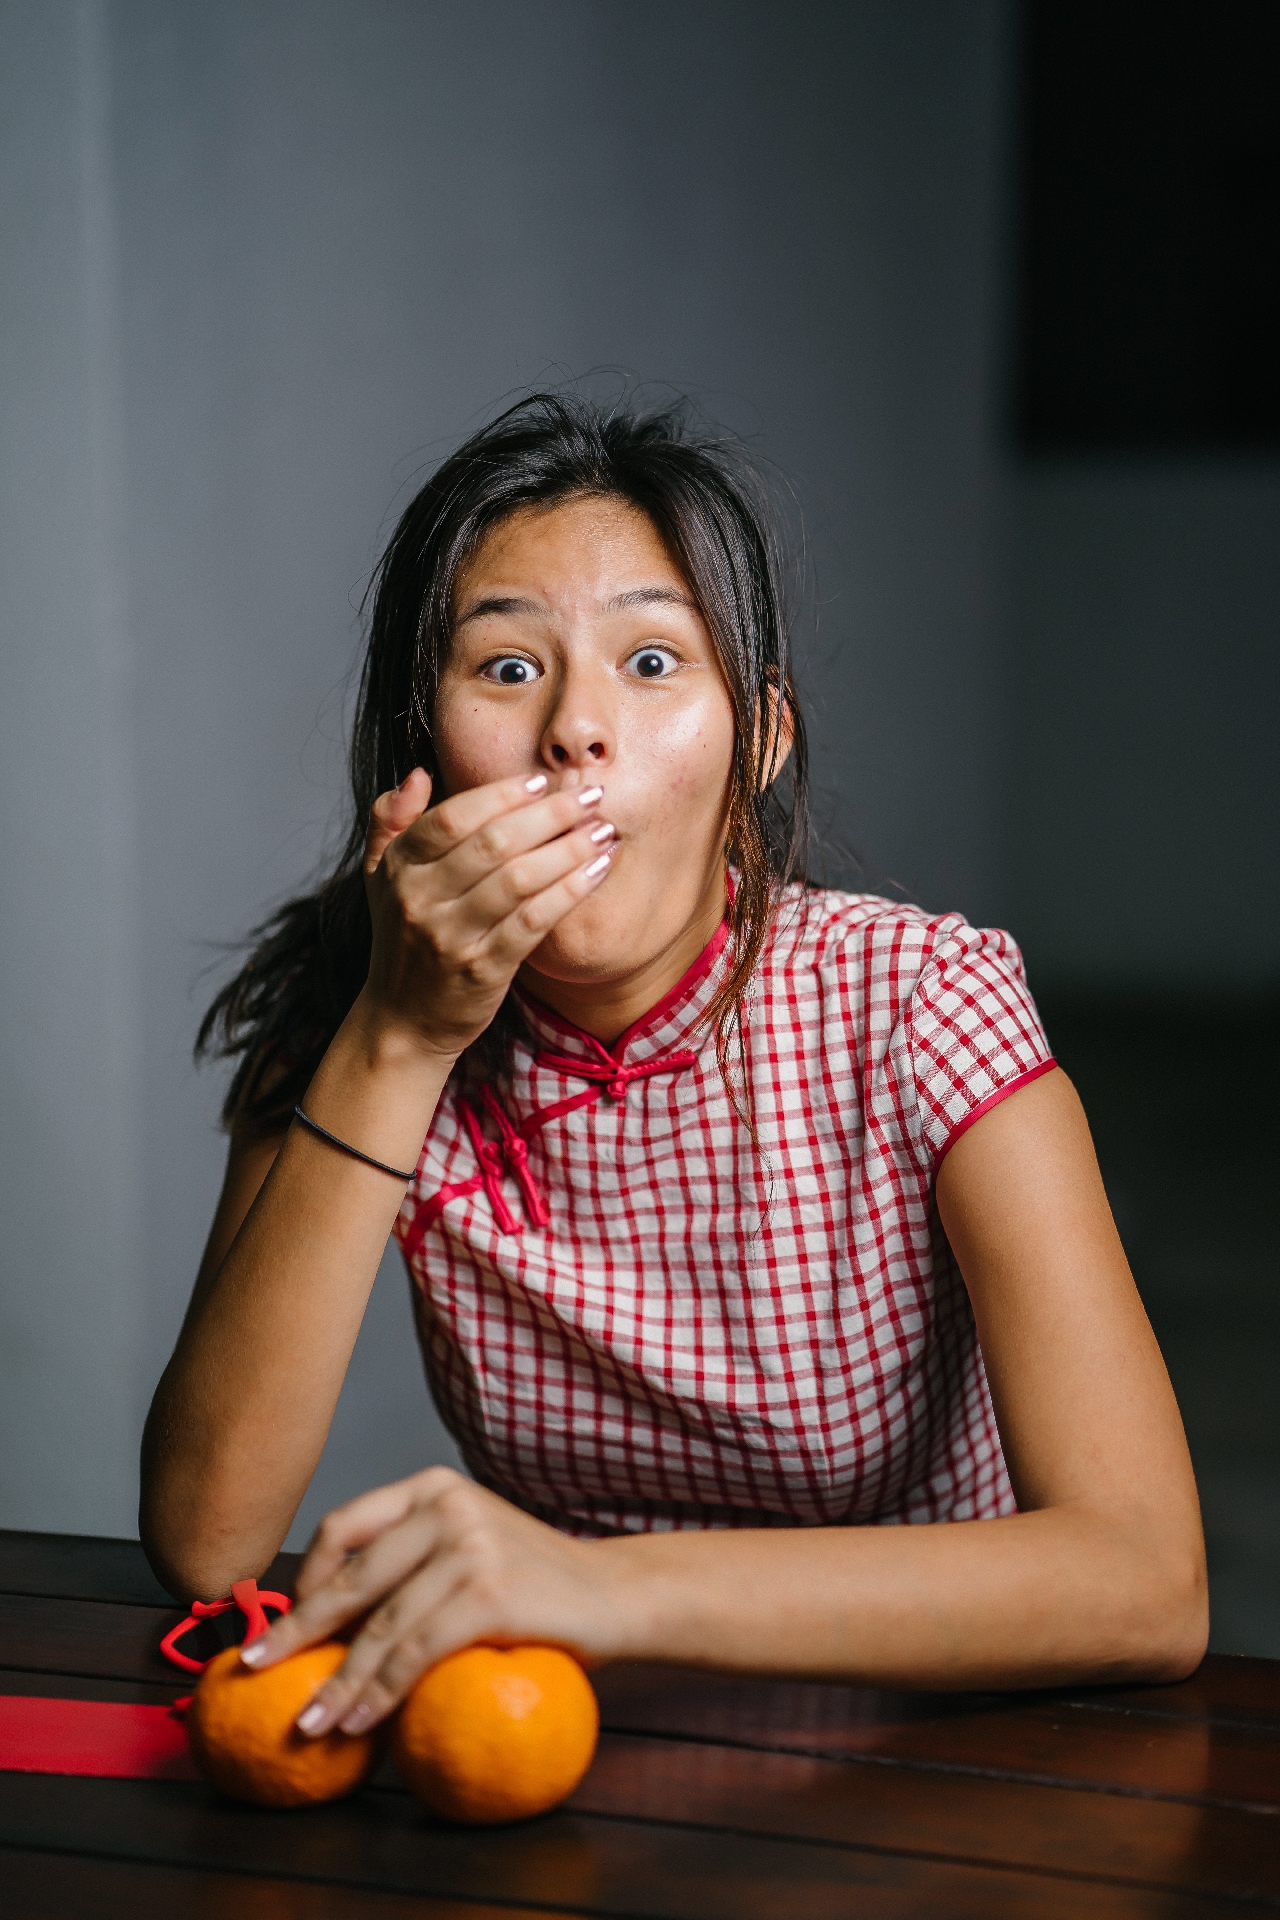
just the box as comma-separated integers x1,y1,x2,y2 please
601,586,700,615
453,594,543,629
455,584,700,630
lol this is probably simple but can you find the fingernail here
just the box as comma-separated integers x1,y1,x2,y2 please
296,1701,329,1733
577,785,604,806
584,851,613,878
240,1641,268,1668
524,774,548,793
340,1702,374,1734
589,821,615,844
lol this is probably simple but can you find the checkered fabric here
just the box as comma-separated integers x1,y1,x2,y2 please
394,888,1056,1538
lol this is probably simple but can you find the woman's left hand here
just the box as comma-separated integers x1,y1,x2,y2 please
239,1468,637,1736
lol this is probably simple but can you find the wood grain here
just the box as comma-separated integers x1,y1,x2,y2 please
1089,1662,1280,1730
0,1593,292,1685
0,1592,195,1684
6,1672,1275,1900
5,1590,1280,1808
0,1776,1260,1920
4,1534,1280,1917
594,1666,1280,1808
0,1848,579,1920
0,1667,187,1708
573,1731,1280,1904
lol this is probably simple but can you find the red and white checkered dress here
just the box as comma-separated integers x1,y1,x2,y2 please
394,888,1055,1538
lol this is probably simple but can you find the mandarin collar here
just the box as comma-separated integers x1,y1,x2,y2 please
513,913,731,1068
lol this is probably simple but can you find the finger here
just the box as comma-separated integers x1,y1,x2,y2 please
390,769,596,869
295,1555,472,1735
332,1555,589,1735
479,843,617,972
409,783,607,895
443,819,616,942
242,1469,456,1667
295,1473,439,1596
364,768,432,874
415,770,551,852
243,1504,441,1673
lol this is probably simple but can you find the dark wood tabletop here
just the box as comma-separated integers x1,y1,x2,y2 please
1,1531,1278,1917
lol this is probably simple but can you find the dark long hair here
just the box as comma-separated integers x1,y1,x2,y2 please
198,392,810,1132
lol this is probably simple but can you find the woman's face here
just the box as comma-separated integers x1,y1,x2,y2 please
433,495,736,988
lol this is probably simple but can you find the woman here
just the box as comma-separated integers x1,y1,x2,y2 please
141,394,1207,1744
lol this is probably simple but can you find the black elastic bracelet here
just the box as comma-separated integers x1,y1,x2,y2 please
293,1105,416,1182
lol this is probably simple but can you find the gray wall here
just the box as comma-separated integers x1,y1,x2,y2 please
1010,463,1280,992
3,0,1013,1545
1,0,144,1538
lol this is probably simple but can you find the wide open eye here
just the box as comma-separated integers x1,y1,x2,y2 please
624,647,679,680
480,656,541,685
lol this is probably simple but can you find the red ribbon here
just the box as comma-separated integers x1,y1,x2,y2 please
158,1576,291,1675
0,1577,291,1780
0,1695,196,1779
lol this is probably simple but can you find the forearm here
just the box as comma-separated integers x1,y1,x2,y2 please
141,995,454,1599
604,1501,1207,1689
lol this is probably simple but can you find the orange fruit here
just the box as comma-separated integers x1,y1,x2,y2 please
186,1642,379,1807
391,1644,599,1823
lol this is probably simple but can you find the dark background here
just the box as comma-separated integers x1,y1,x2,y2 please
1015,0,1280,1653
1,2,1276,1650
1019,0,1280,450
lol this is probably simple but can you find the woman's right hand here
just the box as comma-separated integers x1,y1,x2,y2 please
359,768,614,1061
139,761,605,1600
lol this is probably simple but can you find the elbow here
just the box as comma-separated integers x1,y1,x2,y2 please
140,1485,276,1604
139,1396,275,1603
138,1452,209,1605
139,1469,272,1607
140,1519,274,1607
139,1395,204,1602
1116,1533,1210,1686
138,1498,215,1605
1142,1575,1210,1685
139,1525,225,1608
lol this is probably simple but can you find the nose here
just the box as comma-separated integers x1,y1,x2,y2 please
538,663,615,775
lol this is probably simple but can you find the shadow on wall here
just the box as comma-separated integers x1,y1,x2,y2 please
1011,2,1280,1655
1042,991,1280,1657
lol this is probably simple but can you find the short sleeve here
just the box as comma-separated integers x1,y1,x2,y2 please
895,921,1056,1173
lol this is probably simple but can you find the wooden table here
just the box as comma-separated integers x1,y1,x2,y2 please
1,1531,1278,1917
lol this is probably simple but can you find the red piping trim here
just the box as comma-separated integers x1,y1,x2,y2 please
404,890,732,1245
607,916,730,1059
398,1174,483,1262
514,906,730,1062
934,1059,1059,1170
521,1087,601,1129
